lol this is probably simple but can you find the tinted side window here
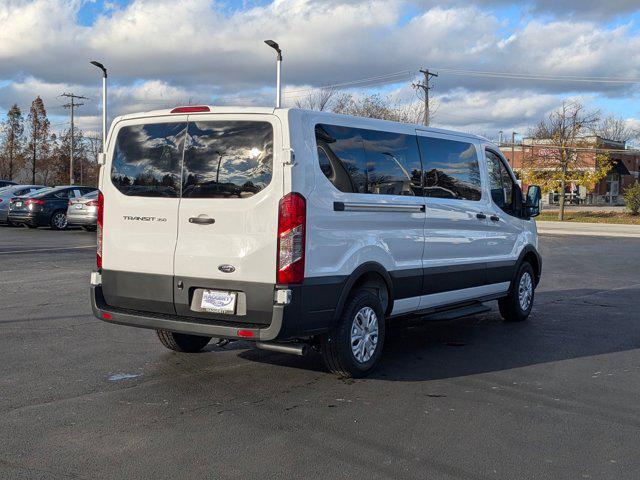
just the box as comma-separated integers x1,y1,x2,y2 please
316,124,422,195
315,124,366,193
486,151,505,207
486,150,516,214
363,130,423,196
111,123,187,198
417,136,481,201
182,121,273,199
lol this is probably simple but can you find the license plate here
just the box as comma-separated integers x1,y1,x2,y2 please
15,201,22,207
75,204,84,209
200,290,236,314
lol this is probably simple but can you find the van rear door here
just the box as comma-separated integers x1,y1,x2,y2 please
101,116,188,314
173,115,283,325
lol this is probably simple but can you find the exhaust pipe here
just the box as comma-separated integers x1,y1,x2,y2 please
255,342,308,356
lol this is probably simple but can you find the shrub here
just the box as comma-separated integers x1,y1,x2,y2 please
623,182,640,215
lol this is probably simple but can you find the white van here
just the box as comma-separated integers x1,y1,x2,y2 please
91,105,542,377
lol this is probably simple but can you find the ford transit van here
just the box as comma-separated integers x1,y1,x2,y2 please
91,106,542,377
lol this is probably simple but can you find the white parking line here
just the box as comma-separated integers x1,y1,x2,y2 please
0,245,96,255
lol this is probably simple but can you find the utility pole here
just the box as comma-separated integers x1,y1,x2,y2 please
511,131,518,166
412,68,438,126
61,93,88,185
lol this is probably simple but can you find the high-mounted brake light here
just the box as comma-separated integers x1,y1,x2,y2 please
276,192,306,284
96,191,104,269
170,106,210,114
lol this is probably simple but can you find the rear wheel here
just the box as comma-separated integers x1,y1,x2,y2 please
156,330,211,353
321,289,385,378
498,262,535,322
50,210,68,230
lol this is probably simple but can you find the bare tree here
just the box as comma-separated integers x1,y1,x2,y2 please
522,101,610,220
332,93,425,124
294,87,336,111
593,115,638,143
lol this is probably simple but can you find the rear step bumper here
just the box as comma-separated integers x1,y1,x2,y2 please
91,285,283,341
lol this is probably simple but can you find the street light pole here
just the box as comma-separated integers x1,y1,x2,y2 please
264,40,282,108
90,61,108,152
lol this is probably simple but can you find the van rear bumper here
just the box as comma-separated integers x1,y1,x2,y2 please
91,285,283,341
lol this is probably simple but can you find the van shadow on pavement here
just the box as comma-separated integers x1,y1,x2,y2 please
236,287,640,381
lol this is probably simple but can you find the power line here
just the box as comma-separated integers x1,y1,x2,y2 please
431,67,640,84
282,70,415,98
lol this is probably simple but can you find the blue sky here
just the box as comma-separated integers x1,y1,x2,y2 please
1,0,639,140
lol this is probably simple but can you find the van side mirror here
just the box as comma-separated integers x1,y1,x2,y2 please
524,185,541,218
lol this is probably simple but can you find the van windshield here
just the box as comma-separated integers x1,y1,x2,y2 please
111,120,273,199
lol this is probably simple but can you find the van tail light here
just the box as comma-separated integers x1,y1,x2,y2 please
277,193,306,284
96,191,104,269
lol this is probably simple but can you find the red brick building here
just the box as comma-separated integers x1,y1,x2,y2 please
500,136,640,205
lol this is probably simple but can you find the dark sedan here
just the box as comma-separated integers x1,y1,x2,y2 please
8,185,97,230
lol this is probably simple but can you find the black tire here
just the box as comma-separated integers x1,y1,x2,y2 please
156,330,212,353
82,225,97,232
320,289,386,378
499,262,535,322
49,210,68,230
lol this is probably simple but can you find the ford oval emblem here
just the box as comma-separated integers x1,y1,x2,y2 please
218,264,235,274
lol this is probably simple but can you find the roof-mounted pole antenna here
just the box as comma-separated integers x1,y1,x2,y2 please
264,40,282,108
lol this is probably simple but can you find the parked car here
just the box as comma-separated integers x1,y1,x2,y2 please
67,190,99,231
0,184,46,224
90,106,542,378
0,180,17,188
8,185,96,229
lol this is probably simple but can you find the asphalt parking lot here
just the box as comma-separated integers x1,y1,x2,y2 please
1,227,639,479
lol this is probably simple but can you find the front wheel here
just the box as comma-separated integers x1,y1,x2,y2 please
50,210,68,230
321,290,386,378
499,262,535,322
156,330,211,353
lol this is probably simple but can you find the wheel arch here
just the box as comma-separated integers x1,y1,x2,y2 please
333,262,394,322
514,245,542,287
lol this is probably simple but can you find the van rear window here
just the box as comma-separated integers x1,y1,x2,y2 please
111,123,187,197
111,121,273,199
182,121,273,199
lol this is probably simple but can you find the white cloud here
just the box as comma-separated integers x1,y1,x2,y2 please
0,0,639,135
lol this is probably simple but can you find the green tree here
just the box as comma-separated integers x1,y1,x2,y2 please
521,101,611,221
26,96,51,184
623,182,640,215
0,104,25,180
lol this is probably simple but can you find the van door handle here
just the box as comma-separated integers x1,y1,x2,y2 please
490,215,500,222
476,213,487,219
189,216,215,225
